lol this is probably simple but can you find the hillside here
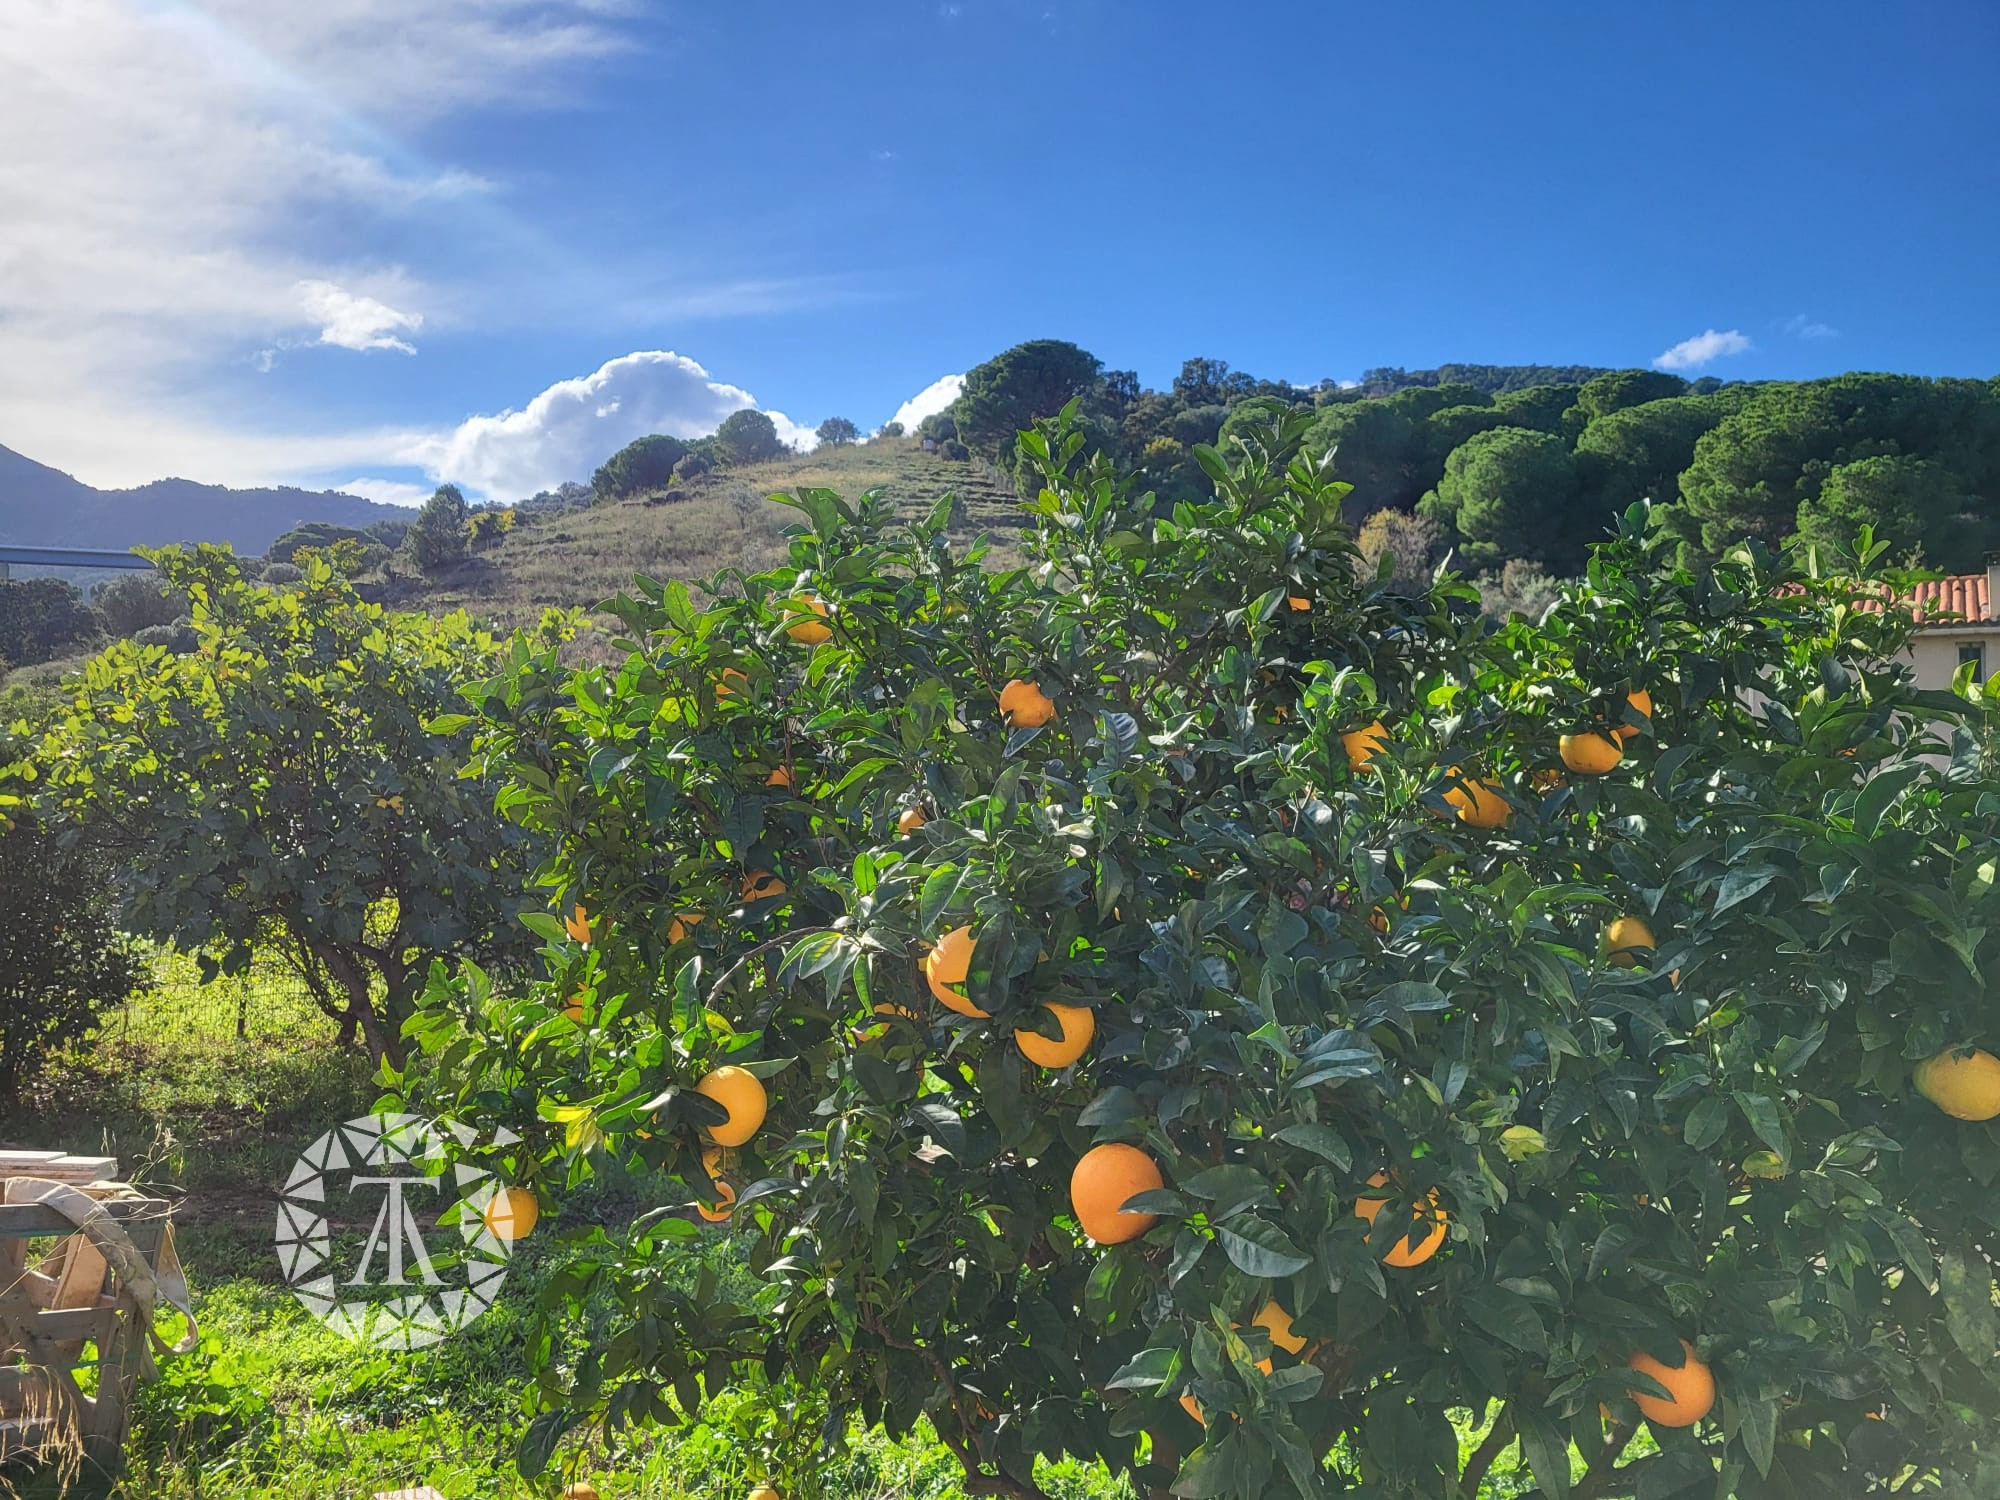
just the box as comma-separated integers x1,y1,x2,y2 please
0,442,408,554
374,437,1025,629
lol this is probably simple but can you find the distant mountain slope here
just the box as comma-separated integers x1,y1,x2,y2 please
0,442,408,554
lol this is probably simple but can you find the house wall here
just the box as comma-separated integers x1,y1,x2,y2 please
1898,627,2000,690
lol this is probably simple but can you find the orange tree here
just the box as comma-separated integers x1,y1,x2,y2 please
400,412,2000,1498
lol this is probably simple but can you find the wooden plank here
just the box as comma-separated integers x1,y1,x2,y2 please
0,1198,169,1238
0,1156,120,1183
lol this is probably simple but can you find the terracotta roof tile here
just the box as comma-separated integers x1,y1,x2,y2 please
1813,573,1993,624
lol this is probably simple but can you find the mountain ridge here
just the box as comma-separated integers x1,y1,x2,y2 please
0,442,410,555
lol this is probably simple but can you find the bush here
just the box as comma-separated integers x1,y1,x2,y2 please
37,546,548,1064
260,562,303,586
404,484,470,573
716,409,787,467
0,577,100,666
404,416,2000,1499
816,417,861,447
133,621,197,652
880,421,906,438
594,435,690,501
93,572,185,637
941,438,970,462
0,736,147,1108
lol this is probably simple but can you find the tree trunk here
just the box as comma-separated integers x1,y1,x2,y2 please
319,944,399,1068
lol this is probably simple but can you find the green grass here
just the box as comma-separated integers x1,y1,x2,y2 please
373,438,1026,634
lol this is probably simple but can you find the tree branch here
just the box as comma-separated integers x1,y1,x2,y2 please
1457,1408,1516,1499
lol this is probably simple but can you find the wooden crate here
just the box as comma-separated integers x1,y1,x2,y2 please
0,1187,174,1479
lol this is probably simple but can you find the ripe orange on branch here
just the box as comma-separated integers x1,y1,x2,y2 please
998,678,1056,728
783,592,832,644
896,806,927,834
1626,1340,1715,1427
1606,915,1656,967
740,870,787,902
1342,720,1389,773
1913,1047,2000,1121
1559,731,1623,776
1014,1002,1095,1068
696,1177,737,1223
923,925,989,1017
1616,687,1653,741
1441,770,1510,829
1354,1172,1447,1267
483,1185,539,1242
694,1065,767,1146
1070,1142,1164,1244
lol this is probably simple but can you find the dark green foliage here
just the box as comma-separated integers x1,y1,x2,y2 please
1489,384,1582,435
133,621,196,652
0,736,146,1107
941,439,970,462
916,410,958,444
1352,362,1613,396
593,434,690,500
91,571,186,638
0,577,100,667
405,484,471,573
953,338,1104,465
1577,368,1690,421
816,417,861,447
1795,455,1982,563
1573,393,1746,513
716,409,787,466
1419,427,1581,570
1673,375,2000,559
879,420,906,438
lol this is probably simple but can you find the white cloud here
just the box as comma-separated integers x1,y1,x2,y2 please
887,373,965,433
410,350,813,501
0,0,632,483
1783,314,1839,340
335,476,436,507
298,280,423,354
1653,329,1753,371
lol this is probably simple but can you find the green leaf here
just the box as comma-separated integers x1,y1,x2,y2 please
1940,1244,1999,1363
1713,864,1780,916
1733,1091,1790,1163
1273,1122,1352,1169
1685,1094,1730,1151
1462,1284,1548,1355
1731,1392,1778,1478
1215,1217,1310,1278
918,863,964,935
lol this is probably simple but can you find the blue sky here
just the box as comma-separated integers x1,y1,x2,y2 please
3,0,1996,502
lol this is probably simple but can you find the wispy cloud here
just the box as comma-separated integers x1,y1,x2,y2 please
1783,313,1839,340
1653,328,1753,372
0,0,635,485
298,281,424,354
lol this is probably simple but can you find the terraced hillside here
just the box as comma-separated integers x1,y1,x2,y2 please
378,437,1025,629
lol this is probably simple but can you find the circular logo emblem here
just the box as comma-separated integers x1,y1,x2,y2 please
273,1112,523,1350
